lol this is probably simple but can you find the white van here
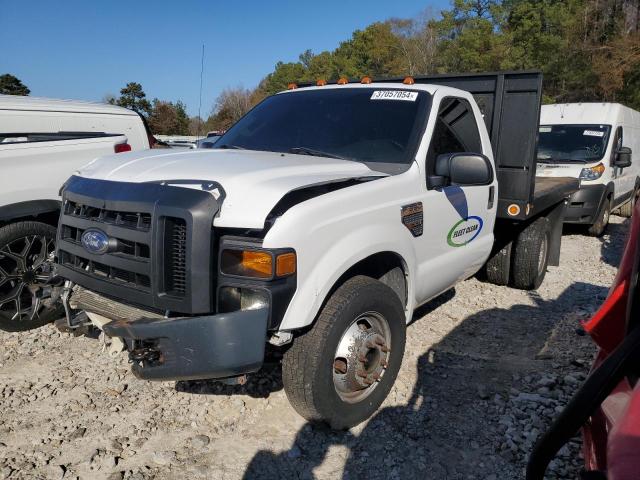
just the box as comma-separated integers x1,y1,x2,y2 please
0,95,151,331
537,103,640,235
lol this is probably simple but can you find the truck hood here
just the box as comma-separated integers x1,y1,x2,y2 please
78,149,386,229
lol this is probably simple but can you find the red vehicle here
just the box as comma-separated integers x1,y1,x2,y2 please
527,203,640,479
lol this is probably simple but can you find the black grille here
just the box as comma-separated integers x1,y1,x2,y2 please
64,200,152,230
164,218,187,296
59,250,151,291
56,176,219,314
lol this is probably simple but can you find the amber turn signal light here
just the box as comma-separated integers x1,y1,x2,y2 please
276,252,296,277
221,250,273,278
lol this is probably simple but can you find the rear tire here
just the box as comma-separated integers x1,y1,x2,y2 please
511,217,551,290
587,197,611,237
482,241,513,286
282,275,406,429
0,221,62,332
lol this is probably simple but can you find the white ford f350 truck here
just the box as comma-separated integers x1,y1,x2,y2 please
51,72,577,428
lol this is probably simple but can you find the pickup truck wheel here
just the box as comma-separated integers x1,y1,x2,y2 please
282,275,406,429
0,221,62,332
587,197,611,237
511,216,551,290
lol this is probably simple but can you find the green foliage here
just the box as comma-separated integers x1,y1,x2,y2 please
113,82,152,116
148,99,190,135
0,74,30,96
245,0,640,110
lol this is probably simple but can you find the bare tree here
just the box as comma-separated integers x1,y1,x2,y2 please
388,9,439,76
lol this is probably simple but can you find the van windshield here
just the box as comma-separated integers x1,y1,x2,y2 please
537,124,611,163
214,88,431,174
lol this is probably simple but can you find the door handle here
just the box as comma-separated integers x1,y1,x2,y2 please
488,186,495,209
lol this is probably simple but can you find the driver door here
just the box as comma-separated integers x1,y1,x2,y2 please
413,96,496,304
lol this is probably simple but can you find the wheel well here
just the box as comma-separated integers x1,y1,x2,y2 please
332,252,408,307
0,201,60,229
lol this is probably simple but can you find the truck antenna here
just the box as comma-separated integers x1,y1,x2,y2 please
197,44,205,140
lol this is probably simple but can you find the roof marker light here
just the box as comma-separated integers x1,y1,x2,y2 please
337,77,349,85
287,83,298,90
403,76,415,85
316,79,327,86
361,76,372,84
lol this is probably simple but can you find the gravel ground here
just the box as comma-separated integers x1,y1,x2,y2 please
0,216,629,480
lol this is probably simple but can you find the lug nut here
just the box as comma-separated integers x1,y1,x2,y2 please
333,359,348,375
357,370,368,379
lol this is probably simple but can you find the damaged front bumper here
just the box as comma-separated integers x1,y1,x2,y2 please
65,285,269,381
103,308,269,381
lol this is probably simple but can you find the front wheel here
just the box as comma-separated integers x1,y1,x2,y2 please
0,221,62,332
587,197,611,237
282,276,406,429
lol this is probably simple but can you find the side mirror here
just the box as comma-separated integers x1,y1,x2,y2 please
429,153,493,187
615,147,632,168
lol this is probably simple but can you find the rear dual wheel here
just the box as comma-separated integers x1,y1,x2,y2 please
482,217,551,291
282,276,406,429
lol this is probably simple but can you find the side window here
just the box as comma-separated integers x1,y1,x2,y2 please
610,126,623,166
426,97,483,173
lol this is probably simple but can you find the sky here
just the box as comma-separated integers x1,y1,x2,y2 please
1,0,450,117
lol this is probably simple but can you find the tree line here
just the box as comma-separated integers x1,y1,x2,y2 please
216,0,640,129
3,0,639,134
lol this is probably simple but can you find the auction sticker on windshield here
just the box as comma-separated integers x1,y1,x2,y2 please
447,216,483,247
370,90,418,101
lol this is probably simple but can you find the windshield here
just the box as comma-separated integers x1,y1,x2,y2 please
215,88,431,171
537,124,611,163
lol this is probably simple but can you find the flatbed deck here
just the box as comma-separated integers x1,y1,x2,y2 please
532,176,579,215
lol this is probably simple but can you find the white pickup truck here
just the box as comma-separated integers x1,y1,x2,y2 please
52,72,577,428
0,95,151,331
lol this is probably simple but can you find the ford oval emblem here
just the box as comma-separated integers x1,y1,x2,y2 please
81,229,111,255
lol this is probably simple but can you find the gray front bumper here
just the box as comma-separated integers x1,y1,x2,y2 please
103,307,269,381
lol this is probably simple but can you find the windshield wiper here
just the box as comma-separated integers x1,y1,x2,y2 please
217,144,245,150
288,146,348,161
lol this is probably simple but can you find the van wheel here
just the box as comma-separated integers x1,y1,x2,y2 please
587,197,611,237
0,222,62,332
617,188,639,218
282,275,406,429
511,217,551,290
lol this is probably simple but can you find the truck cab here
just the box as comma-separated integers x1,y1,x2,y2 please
51,72,576,428
537,103,640,236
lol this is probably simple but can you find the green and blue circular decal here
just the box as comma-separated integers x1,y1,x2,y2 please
447,216,483,247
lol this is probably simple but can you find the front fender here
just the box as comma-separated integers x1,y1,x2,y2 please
266,218,417,331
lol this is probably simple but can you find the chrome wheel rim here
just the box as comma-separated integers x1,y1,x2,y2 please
537,235,548,277
0,235,56,322
332,311,391,403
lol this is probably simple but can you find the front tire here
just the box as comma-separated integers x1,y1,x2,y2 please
587,197,611,237
0,221,61,332
282,276,406,429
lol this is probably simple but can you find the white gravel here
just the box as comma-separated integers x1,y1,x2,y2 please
0,217,628,480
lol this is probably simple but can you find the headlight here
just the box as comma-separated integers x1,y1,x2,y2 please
221,249,296,279
579,163,605,181
218,286,269,312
